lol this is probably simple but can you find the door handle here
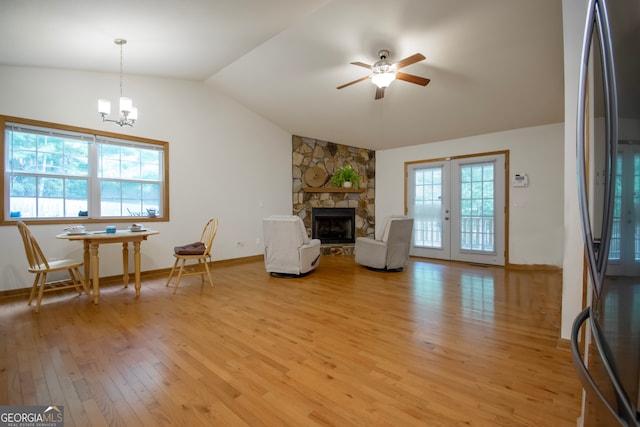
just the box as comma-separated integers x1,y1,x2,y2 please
571,307,636,425
576,0,616,298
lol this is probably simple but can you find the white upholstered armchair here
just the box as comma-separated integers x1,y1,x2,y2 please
355,216,414,271
263,215,321,276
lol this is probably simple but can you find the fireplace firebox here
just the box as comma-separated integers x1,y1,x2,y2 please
312,208,355,244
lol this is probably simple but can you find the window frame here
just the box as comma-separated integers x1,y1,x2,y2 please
1,115,170,225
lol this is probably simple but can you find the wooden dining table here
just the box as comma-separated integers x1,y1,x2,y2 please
56,228,159,304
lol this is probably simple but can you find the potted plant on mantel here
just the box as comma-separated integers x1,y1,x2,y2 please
331,164,361,189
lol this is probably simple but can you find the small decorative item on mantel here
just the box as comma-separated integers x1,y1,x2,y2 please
331,164,361,189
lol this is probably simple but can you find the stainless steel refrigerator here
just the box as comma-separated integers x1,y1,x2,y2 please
572,0,640,426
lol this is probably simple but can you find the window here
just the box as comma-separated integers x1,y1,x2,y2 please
2,115,169,224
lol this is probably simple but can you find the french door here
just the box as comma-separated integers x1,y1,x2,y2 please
607,142,640,276
407,153,506,266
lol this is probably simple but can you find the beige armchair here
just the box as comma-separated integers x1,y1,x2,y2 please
263,215,321,276
355,216,414,271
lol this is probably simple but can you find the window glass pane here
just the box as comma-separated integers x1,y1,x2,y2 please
460,167,471,183
64,140,89,175
461,182,471,199
141,162,160,180
100,180,122,216
41,177,64,198
460,199,472,216
10,175,37,197
4,117,166,221
121,160,140,179
122,182,142,199
8,148,37,172
9,175,36,218
38,196,63,217
121,147,140,179
611,154,623,260
7,132,34,172
100,180,121,199
483,181,494,198
65,178,88,216
101,158,120,178
143,183,160,203
66,178,88,200
483,199,494,216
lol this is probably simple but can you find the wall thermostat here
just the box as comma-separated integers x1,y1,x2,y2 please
512,173,529,187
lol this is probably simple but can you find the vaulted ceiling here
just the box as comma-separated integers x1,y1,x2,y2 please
0,0,564,150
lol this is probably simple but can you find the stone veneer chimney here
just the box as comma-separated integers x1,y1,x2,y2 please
292,136,375,254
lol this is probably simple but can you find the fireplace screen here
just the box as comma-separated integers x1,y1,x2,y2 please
312,207,355,244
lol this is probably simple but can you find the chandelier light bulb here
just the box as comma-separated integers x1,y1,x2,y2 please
119,97,132,113
98,99,111,116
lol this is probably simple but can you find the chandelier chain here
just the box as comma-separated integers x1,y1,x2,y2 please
119,41,123,98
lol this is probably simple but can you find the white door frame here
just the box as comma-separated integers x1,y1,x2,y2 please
405,151,508,266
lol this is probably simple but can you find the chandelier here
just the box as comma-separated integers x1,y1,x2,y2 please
98,39,138,127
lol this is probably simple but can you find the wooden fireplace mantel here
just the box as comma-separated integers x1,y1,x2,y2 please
302,187,365,193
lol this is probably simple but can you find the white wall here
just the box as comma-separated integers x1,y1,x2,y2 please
0,65,293,292
376,123,565,266
561,0,588,341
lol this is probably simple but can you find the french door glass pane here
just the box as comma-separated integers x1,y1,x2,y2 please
413,167,443,248
635,153,640,261
610,153,622,260
459,162,495,252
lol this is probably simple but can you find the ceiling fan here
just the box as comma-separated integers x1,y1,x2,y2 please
337,49,431,100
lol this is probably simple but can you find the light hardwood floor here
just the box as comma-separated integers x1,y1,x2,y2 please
0,255,581,426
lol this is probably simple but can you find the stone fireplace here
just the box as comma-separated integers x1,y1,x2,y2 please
312,207,355,244
292,136,375,255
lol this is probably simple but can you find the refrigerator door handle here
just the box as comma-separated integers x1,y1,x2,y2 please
571,307,632,425
576,0,618,298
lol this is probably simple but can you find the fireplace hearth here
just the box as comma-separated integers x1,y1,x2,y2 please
312,208,355,244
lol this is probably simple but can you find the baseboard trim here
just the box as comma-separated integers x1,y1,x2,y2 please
506,263,562,272
0,255,265,300
409,256,562,272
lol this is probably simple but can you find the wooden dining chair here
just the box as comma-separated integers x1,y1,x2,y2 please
16,221,90,313
166,218,219,294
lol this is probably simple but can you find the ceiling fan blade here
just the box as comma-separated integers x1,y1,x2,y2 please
396,72,431,86
394,53,426,70
350,61,372,69
375,86,385,100
336,75,371,90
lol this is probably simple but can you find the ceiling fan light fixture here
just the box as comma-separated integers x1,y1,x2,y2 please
371,71,396,88
371,50,396,88
337,49,428,99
